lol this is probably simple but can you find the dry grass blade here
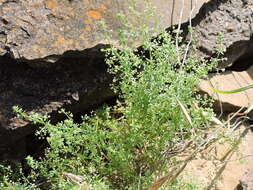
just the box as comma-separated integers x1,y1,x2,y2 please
211,116,224,126
149,175,170,190
149,144,198,190
151,103,251,190
225,106,245,125
166,160,189,186
175,0,185,63
245,104,253,114
221,128,249,162
176,98,193,126
205,156,231,190
205,127,249,190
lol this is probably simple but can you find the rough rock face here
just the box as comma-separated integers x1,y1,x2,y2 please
0,0,207,64
189,0,253,68
0,45,115,161
189,0,253,113
198,65,253,113
0,0,126,62
237,169,253,190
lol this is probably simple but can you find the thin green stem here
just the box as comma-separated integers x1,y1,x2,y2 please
213,84,253,94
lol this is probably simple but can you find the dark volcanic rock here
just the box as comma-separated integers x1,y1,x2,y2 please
0,45,114,160
191,0,253,113
188,0,253,68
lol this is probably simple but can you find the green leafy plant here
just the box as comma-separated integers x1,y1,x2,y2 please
0,1,225,190
4,29,217,189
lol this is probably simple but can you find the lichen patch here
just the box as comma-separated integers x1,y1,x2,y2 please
87,9,102,19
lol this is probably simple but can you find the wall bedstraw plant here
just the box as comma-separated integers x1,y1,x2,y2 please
0,2,221,190
8,31,217,189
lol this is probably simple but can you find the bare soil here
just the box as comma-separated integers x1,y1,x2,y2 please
181,124,253,190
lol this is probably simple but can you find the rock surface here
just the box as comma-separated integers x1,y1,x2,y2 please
192,0,253,113
180,125,253,190
0,0,208,63
198,65,253,113
237,169,253,190
188,0,253,68
0,46,115,160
